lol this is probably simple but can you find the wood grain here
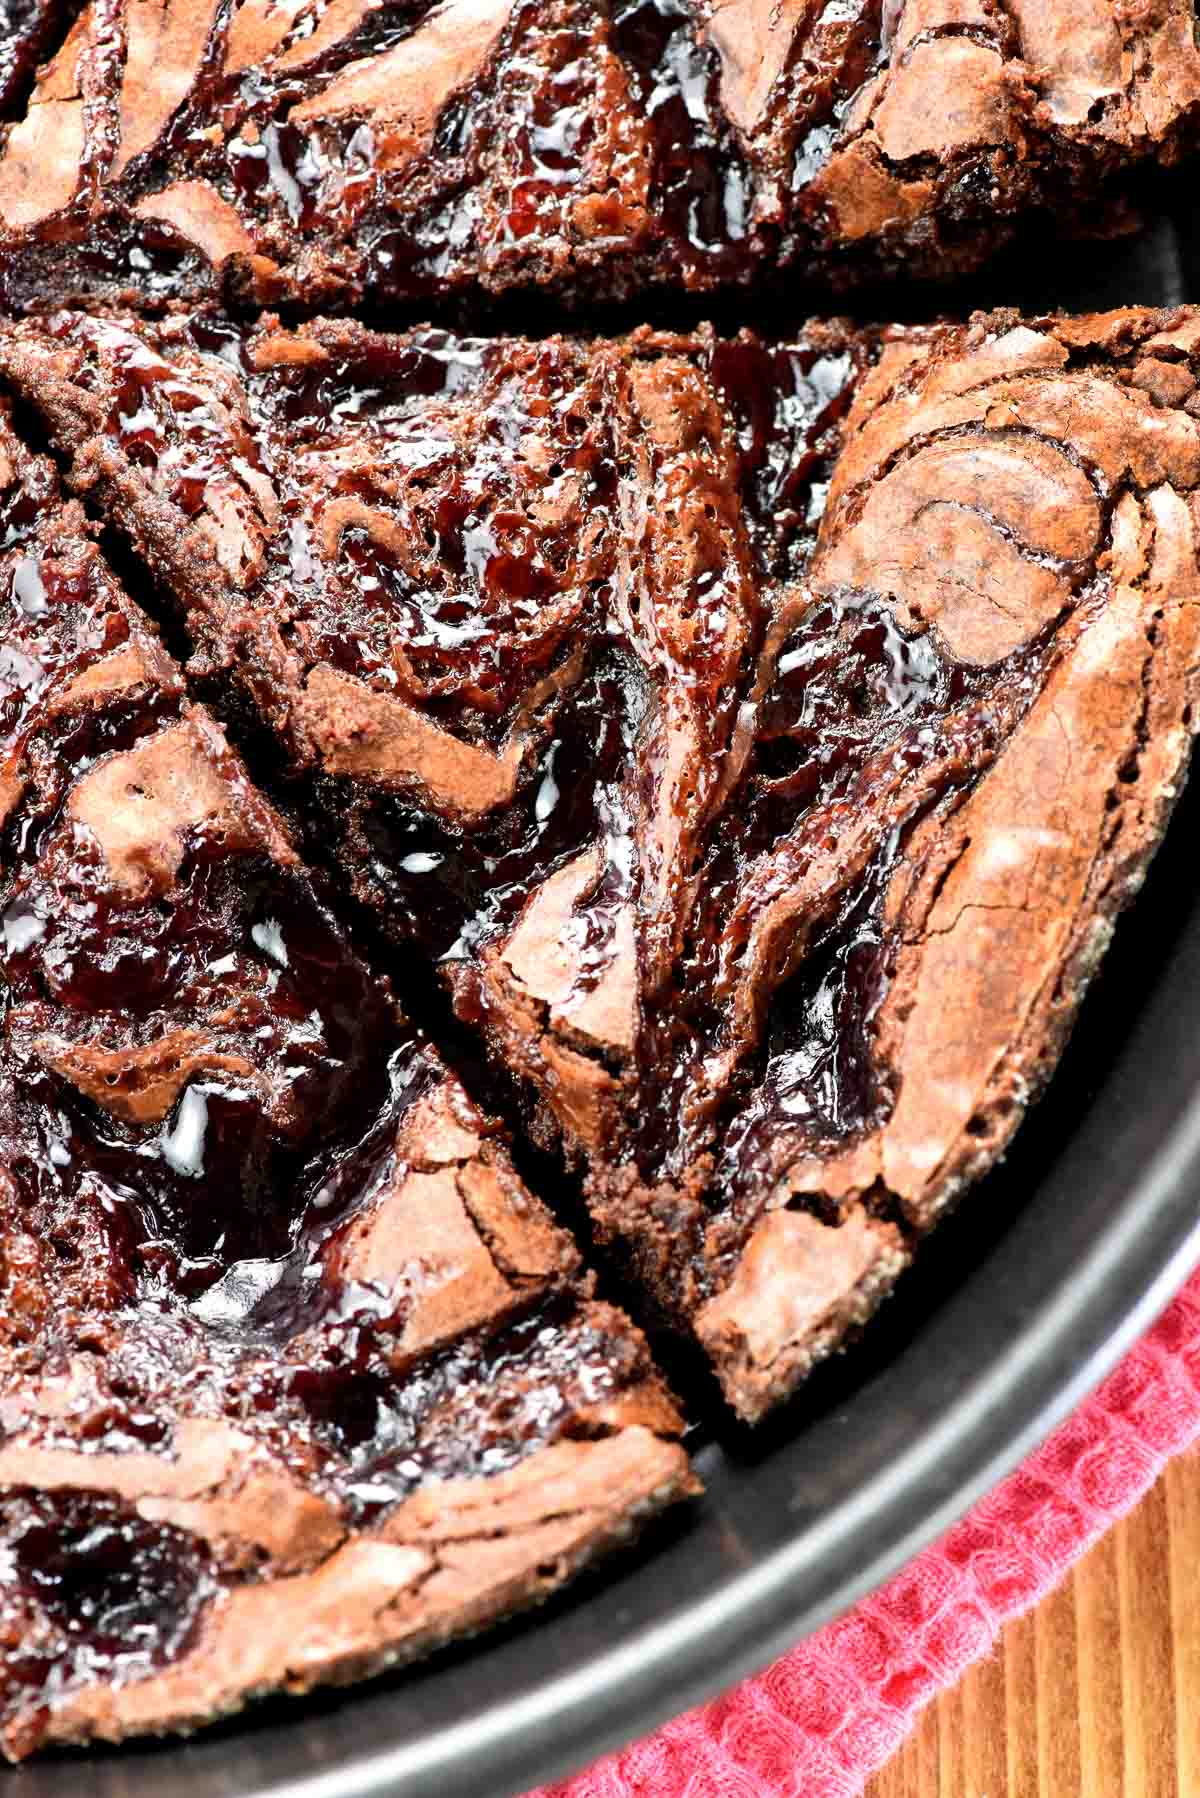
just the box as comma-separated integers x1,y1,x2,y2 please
865,1447,1200,1797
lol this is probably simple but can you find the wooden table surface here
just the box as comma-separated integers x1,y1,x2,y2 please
864,1447,1200,1797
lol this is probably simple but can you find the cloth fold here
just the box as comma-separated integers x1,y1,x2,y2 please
540,1266,1200,1798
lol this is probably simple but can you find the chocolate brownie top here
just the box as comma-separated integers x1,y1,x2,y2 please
0,1,1197,311
0,397,690,1759
5,302,1198,1422
1,1,1197,1765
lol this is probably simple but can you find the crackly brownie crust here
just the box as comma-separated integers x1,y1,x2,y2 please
0,1,1198,313
4,303,1197,1423
0,401,691,1759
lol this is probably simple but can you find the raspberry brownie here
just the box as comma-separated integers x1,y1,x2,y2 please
0,1,1198,312
0,398,692,1758
5,302,1197,1423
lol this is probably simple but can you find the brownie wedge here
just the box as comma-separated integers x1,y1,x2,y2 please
0,1,1198,312
0,398,692,1760
3,304,1198,1422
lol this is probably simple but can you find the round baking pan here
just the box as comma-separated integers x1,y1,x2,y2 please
21,196,1200,1798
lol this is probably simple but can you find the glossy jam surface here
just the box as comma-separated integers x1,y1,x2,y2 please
272,336,613,721
0,0,929,309
0,1284,637,1734
612,0,753,271
743,593,990,821
1,558,135,759
0,423,666,1740
7,845,411,1289
497,12,601,249
25,310,1049,1212
626,587,1009,1184
0,478,409,1306
0,301,1105,1440
0,1489,217,1697
785,1,887,205
707,335,870,577
219,321,1049,1210
351,650,648,961
290,1291,638,1512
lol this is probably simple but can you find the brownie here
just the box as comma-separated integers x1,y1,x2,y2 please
0,1,1198,313
5,302,1197,1423
0,398,692,1759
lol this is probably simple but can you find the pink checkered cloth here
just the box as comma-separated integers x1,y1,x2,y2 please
537,1266,1200,1798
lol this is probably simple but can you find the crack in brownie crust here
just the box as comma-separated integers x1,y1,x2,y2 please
3,302,1197,1425
0,400,692,1759
0,1,1197,310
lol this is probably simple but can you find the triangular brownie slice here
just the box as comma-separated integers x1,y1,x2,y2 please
0,398,691,1758
0,1,1197,310
3,304,1198,1422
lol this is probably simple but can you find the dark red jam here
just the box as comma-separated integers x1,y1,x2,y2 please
612,0,753,271
2,1489,217,1688
0,416,672,1752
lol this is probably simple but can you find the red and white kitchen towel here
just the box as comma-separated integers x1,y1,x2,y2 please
536,1264,1200,1798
